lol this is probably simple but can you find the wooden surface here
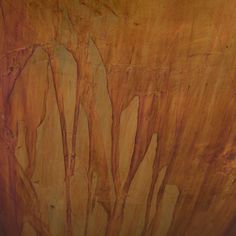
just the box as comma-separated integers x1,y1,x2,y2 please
1,0,236,235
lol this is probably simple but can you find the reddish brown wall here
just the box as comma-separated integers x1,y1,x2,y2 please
1,0,236,235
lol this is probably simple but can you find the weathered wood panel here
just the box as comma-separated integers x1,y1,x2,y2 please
0,0,236,235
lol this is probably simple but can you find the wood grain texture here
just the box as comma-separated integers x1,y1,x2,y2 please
0,0,236,235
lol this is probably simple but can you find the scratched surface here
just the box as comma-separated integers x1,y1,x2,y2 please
0,0,236,236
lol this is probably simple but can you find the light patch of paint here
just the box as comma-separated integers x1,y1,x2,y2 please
153,184,180,236
15,121,28,170
149,166,168,226
119,96,139,185
21,222,37,236
71,105,90,236
90,39,112,161
121,133,157,236
53,45,77,145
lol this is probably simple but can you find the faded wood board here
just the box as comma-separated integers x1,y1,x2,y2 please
0,0,236,236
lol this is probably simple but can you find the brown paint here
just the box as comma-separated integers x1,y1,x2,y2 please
1,1,236,236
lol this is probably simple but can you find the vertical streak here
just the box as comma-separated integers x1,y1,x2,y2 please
84,114,93,236
25,128,37,179
148,89,188,235
46,49,72,236
143,83,170,235
142,137,160,235
106,95,156,235
111,110,121,196
70,59,81,176
0,47,36,236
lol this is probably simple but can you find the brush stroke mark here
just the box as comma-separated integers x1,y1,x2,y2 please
79,46,112,235
8,48,50,180
46,46,73,236
106,93,158,235
7,47,51,236
0,45,51,235
142,69,172,235
152,185,179,236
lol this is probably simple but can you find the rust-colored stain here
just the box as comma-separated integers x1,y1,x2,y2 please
1,0,236,236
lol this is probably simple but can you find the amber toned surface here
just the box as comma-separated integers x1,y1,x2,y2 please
0,0,236,235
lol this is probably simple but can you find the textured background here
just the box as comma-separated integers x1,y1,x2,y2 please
1,0,236,235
